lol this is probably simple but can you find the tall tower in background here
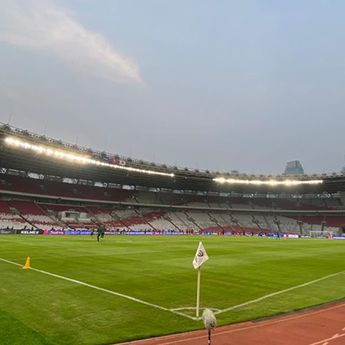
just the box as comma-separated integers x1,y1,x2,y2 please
283,160,304,175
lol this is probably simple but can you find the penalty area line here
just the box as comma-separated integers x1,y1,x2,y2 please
0,257,195,321
216,270,345,315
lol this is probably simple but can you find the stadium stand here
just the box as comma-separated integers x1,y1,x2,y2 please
0,200,33,230
1,123,345,237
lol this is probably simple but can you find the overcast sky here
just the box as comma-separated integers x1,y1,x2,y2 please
1,0,345,174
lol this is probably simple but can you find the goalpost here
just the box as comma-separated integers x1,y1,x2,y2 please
309,230,333,239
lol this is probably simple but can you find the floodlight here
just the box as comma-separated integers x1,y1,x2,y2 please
4,137,174,178
213,177,323,186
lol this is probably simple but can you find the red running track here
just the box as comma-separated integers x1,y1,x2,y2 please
117,301,345,345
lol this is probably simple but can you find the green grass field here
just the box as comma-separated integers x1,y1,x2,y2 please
0,235,344,345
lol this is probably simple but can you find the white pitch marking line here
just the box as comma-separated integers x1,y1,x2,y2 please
171,307,221,312
0,257,195,320
216,270,345,315
171,307,198,311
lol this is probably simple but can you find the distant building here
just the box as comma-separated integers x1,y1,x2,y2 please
284,160,304,175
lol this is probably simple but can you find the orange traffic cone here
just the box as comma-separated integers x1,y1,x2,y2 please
22,256,31,269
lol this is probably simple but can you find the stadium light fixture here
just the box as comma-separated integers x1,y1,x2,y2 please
4,137,175,178
213,177,323,186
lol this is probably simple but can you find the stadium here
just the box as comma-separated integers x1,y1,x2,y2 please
1,123,345,345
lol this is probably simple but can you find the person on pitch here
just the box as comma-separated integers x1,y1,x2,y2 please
97,225,106,242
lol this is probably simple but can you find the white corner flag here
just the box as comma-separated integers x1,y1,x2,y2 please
193,241,209,269
193,241,209,318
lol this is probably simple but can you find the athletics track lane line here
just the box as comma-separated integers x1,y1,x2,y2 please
0,257,194,320
308,327,345,345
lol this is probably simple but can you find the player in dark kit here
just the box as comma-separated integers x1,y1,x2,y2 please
97,225,106,242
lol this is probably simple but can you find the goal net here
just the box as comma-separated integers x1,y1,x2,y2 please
309,230,333,239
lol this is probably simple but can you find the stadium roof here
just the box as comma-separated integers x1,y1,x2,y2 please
1,123,345,194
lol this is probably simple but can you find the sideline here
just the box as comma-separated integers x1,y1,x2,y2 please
0,257,194,320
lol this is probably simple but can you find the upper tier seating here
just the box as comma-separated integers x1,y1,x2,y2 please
0,173,343,234
0,174,130,202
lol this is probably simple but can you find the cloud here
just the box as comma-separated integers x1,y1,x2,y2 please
0,0,143,83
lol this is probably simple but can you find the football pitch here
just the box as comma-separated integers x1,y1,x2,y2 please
0,235,344,345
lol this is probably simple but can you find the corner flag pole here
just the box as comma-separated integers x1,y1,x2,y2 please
193,241,209,319
196,267,201,318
